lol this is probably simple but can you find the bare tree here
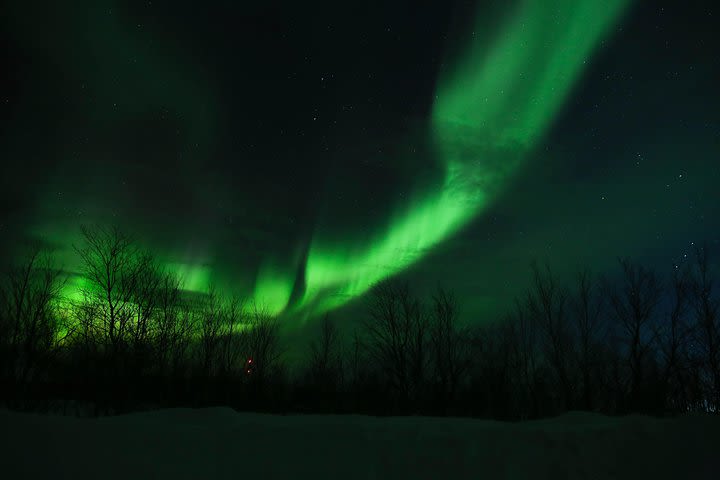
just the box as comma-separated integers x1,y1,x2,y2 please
429,287,470,414
153,271,194,380
690,246,720,411
348,329,364,390
526,263,574,411
308,315,344,392
0,247,65,391
652,267,692,411
506,300,540,418
130,253,162,359
571,269,605,411
198,286,224,377
466,325,506,418
241,303,284,388
609,258,663,410
362,281,429,411
154,271,181,373
74,225,147,357
217,296,245,377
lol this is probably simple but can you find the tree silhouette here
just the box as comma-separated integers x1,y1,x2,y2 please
74,225,148,358
571,268,605,411
362,281,428,413
654,267,692,412
308,316,343,391
609,258,663,412
429,287,470,414
0,246,65,406
198,286,223,378
526,263,574,412
690,246,720,411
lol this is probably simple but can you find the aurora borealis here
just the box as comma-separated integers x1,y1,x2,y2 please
299,0,631,315
1,0,719,329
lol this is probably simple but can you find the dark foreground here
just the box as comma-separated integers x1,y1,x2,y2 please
1,408,718,479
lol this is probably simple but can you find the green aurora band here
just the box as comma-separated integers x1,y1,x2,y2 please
27,0,632,320
292,0,632,316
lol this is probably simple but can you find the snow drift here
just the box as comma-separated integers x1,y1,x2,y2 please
1,408,718,479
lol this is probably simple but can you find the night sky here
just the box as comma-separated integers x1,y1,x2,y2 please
1,0,718,332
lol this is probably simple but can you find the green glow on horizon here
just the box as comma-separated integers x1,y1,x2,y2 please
58,274,91,305
296,0,631,315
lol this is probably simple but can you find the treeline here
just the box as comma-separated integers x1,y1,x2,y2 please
0,225,718,419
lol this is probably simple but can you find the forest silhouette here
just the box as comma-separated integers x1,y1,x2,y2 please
1,225,718,419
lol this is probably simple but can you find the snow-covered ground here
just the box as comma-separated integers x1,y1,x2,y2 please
1,408,718,479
